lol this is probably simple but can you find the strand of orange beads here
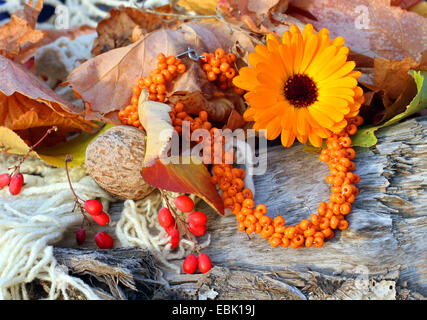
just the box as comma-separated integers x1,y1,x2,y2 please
169,104,236,166
209,115,364,249
169,103,213,136
201,48,245,95
119,48,245,130
118,52,187,128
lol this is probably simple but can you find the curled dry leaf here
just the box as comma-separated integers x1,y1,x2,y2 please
218,0,302,35
289,0,427,62
138,89,224,215
373,57,423,100
91,6,178,56
66,21,255,124
353,70,426,147
168,92,234,123
0,55,98,146
138,90,174,166
359,53,427,124
0,0,45,64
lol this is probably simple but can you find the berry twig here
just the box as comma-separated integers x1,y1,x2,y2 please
64,155,114,248
65,155,88,224
159,189,196,244
8,125,58,176
1,126,58,195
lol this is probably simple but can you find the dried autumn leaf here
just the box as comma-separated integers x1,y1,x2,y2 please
0,55,98,145
219,0,296,34
66,21,255,124
91,6,178,56
373,57,425,100
359,54,427,124
289,0,427,61
168,92,235,123
139,89,224,215
0,0,45,63
352,70,427,147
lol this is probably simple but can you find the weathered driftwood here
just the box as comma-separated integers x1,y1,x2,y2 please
25,247,185,300
51,116,426,300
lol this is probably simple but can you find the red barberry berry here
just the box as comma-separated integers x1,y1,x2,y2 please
158,207,175,229
188,223,207,237
76,228,86,245
197,253,212,273
0,173,11,189
167,227,180,249
174,195,194,213
187,211,207,227
9,173,24,195
92,211,110,226
84,199,103,216
183,254,198,274
94,232,114,249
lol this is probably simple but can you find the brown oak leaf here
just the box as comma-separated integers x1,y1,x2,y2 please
0,0,45,64
289,0,427,62
91,6,178,56
0,55,98,146
218,0,301,34
359,54,426,124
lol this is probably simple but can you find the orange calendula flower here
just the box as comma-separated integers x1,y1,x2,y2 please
233,24,364,148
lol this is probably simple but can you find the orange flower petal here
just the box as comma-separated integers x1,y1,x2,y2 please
232,67,259,91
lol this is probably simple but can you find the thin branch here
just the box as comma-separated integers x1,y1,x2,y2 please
9,126,58,176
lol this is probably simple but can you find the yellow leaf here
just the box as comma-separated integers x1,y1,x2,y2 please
0,124,113,168
0,126,36,155
177,0,219,15
409,2,427,18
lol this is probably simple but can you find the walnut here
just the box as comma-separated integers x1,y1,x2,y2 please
85,125,154,200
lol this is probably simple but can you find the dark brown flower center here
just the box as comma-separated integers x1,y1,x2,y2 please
283,74,318,108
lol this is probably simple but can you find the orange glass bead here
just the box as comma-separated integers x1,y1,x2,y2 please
255,204,267,215
177,64,186,73
269,236,282,248
281,237,290,248
260,225,274,239
215,48,225,58
340,202,351,215
242,188,253,199
238,222,246,231
242,198,255,209
225,68,236,79
166,56,176,65
259,215,272,227
273,216,285,227
299,219,311,231
314,237,324,248
330,216,339,229
338,220,349,230
207,71,217,81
